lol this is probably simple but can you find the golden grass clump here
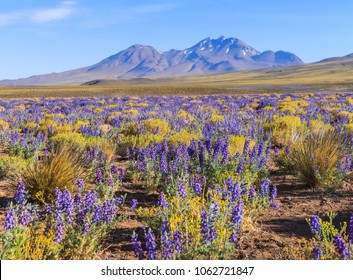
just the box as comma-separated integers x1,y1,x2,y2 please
22,148,85,203
285,126,348,189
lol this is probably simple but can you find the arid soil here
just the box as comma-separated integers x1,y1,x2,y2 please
1,175,353,260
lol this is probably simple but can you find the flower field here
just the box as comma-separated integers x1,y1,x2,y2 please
0,92,353,260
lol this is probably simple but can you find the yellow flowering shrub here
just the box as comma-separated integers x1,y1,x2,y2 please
0,155,28,180
168,129,202,145
337,111,353,122
0,119,10,131
177,110,195,121
228,135,255,156
210,114,224,122
51,132,88,150
267,116,304,146
143,118,170,136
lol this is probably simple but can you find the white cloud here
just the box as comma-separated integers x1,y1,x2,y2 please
31,7,74,23
0,1,77,26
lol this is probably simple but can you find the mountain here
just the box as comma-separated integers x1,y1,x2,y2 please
0,36,304,85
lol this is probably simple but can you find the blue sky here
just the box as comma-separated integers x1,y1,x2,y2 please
1,0,353,79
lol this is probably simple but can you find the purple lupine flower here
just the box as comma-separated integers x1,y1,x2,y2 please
61,189,72,211
162,232,173,260
96,168,103,183
160,219,170,233
76,208,86,226
231,183,241,202
18,206,32,226
309,215,321,236
54,188,63,209
312,247,322,260
259,178,270,197
208,201,220,227
74,193,82,206
243,140,250,155
131,199,138,211
92,205,103,224
258,141,265,156
198,141,205,166
4,206,16,230
14,180,27,204
200,210,208,237
229,232,238,243
237,160,244,175
119,169,126,181
221,138,229,164
177,181,186,199
107,177,114,186
54,212,65,243
84,191,97,211
349,215,353,244
111,165,118,175
208,228,217,242
102,200,115,224
132,232,145,260
66,204,74,224
231,200,243,228
82,222,91,235
193,183,202,196
213,137,223,159
173,230,183,254
77,179,84,192
205,138,212,154
333,234,350,259
248,186,255,200
187,140,196,158
159,192,168,209
145,229,158,260
160,153,168,174
285,146,290,155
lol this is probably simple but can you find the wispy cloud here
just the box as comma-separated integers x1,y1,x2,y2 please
0,1,77,26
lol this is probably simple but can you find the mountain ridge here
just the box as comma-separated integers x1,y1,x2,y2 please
0,36,304,85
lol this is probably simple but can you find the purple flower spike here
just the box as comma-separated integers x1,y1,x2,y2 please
4,206,16,230
309,215,321,237
19,206,32,226
333,234,350,259
145,229,158,260
162,232,173,260
14,181,27,204
132,232,145,260
231,200,243,229
159,192,168,209
229,232,238,243
312,247,322,260
131,199,138,211
173,230,183,254
178,181,186,199
96,168,103,183
77,179,84,192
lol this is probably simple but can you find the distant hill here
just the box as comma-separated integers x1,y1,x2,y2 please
0,36,303,85
162,53,353,88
